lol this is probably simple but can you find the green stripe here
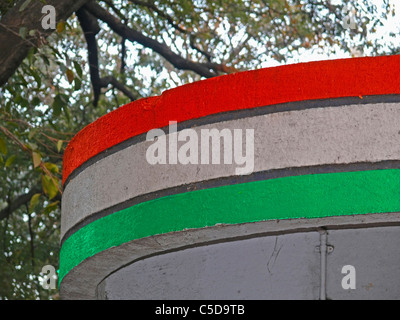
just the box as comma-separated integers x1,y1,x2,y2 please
59,169,400,284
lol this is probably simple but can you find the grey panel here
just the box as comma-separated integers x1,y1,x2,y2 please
326,226,400,300
104,232,321,300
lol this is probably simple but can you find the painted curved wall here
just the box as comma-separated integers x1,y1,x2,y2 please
60,55,400,300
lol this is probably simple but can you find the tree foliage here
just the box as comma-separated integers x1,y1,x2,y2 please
0,0,398,299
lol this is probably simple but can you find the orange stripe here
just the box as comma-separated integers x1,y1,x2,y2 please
62,56,400,184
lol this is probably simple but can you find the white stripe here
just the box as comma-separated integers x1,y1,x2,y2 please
61,102,400,239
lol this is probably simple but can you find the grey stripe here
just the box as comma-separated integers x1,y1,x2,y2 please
61,102,400,240
61,160,400,245
62,95,400,187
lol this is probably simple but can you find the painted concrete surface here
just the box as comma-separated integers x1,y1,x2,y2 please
62,56,400,184
60,56,400,299
62,102,400,239
60,213,400,299
103,232,321,300
59,169,400,286
100,225,400,300
326,226,400,300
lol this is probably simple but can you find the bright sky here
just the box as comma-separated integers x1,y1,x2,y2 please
157,0,400,93
262,0,400,68
97,0,400,97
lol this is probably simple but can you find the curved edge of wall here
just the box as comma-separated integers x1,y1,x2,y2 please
62,55,400,185
60,55,400,299
61,214,400,299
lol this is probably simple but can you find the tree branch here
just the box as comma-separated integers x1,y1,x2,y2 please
76,7,102,106
127,0,188,34
27,206,35,270
128,0,214,62
120,38,127,74
0,125,63,195
0,0,90,87
0,187,41,221
84,1,220,78
76,7,136,106
189,35,213,62
201,62,239,74
100,76,137,101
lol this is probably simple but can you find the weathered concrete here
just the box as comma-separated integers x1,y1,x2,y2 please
62,102,400,239
100,224,400,300
326,226,400,299
103,232,321,300
61,55,400,184
60,212,400,299
60,56,400,300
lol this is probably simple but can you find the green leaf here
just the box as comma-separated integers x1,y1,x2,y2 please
31,97,41,106
63,104,71,123
41,175,58,200
43,201,60,215
28,129,37,139
20,97,29,109
5,155,16,168
27,142,38,151
0,137,7,155
58,63,67,73
52,94,63,117
19,0,32,12
66,68,74,84
27,47,35,65
53,94,71,122
30,68,41,88
41,175,50,195
57,140,63,153
56,20,66,33
29,193,41,213
32,152,41,168
73,61,83,78
74,77,82,91
6,122,18,129
44,162,59,174
19,27,28,39
5,100,11,113
42,55,50,66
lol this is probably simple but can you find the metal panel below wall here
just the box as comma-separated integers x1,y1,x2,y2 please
100,225,400,300
103,232,321,300
326,226,400,300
